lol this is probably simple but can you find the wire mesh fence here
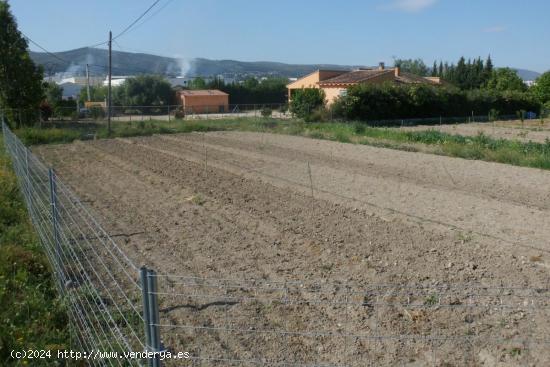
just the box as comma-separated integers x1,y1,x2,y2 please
4,118,550,366
1,103,291,126
2,120,155,366
4,104,545,129
152,275,550,366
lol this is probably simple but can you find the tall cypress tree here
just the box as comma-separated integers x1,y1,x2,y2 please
0,1,44,127
455,57,467,88
431,61,438,77
483,55,494,85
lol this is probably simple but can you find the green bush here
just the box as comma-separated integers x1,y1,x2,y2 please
290,88,326,119
353,122,366,134
332,82,540,123
16,128,81,145
304,107,330,122
261,107,272,118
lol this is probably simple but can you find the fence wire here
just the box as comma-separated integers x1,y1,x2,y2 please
4,119,550,366
2,121,147,366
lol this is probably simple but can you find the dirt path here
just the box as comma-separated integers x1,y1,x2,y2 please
34,132,550,366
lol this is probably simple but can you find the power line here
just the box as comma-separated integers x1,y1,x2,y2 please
23,32,166,76
126,0,177,34
22,32,72,66
112,0,162,41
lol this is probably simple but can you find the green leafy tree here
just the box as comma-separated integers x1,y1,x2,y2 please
115,75,173,107
243,77,259,89
532,72,550,103
43,81,63,105
189,77,206,89
213,77,288,104
485,68,527,92
289,88,325,119
393,58,429,76
0,1,44,127
78,85,108,105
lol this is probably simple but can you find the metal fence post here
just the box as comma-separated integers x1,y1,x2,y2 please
140,267,154,367
25,147,33,215
48,168,64,292
147,269,161,367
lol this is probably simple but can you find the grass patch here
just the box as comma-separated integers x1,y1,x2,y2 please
0,136,68,365
13,118,550,170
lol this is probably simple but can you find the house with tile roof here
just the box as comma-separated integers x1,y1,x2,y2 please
287,63,443,105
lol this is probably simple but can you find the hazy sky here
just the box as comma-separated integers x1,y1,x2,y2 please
9,0,550,72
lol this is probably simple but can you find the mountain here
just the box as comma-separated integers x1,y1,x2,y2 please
512,68,541,81
30,47,179,77
30,47,543,81
30,47,360,78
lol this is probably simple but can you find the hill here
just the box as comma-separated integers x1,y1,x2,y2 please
30,47,543,81
513,68,541,81
30,47,359,78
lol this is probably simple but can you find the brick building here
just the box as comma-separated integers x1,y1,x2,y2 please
176,89,229,114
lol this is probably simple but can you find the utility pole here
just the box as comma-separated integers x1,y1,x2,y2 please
86,64,91,102
107,31,112,135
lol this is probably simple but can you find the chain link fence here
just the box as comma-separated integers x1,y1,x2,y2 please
3,118,550,366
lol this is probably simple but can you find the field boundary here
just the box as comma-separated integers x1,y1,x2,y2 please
4,119,550,366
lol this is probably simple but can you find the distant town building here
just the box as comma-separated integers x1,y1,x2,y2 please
168,77,193,88
287,63,443,104
176,89,229,114
59,76,104,87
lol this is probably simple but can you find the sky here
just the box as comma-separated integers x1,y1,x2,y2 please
9,0,550,73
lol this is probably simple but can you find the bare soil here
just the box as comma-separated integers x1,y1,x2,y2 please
400,119,550,143
34,132,550,366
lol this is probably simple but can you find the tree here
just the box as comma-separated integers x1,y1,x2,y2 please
115,75,173,107
484,55,493,74
393,58,429,76
431,61,438,77
213,77,288,104
532,72,550,104
454,57,467,89
485,68,527,92
43,81,63,105
0,1,44,127
243,77,259,89
289,88,325,119
78,85,108,105
188,77,206,89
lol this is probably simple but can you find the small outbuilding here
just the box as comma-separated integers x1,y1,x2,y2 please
176,89,229,114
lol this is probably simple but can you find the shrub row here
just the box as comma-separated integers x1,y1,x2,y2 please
332,83,541,123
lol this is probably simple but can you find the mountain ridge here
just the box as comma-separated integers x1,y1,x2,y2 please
29,47,543,81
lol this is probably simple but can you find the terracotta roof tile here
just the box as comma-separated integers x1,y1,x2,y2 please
178,89,228,96
319,69,393,85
